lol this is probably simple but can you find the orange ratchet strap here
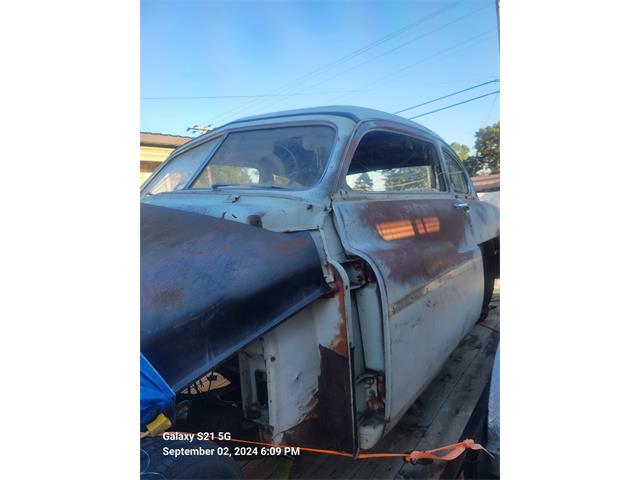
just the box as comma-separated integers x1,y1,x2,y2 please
168,435,492,463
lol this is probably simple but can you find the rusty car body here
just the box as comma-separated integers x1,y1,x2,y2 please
140,106,500,455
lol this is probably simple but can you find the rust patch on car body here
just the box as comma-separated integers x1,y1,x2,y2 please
329,273,349,358
281,271,354,453
282,345,353,453
335,199,472,288
282,405,320,447
316,345,353,452
331,319,348,358
245,213,263,227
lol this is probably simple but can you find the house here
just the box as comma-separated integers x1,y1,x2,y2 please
140,132,193,184
472,173,500,209
471,173,500,193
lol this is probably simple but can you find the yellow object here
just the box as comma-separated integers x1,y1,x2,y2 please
140,145,175,164
144,413,172,436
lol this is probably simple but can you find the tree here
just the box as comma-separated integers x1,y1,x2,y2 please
450,142,470,161
451,122,500,176
450,141,479,176
382,167,433,191
461,155,484,177
472,121,500,174
353,172,374,191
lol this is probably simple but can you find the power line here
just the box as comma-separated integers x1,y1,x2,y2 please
415,75,500,88
496,0,500,48
247,3,491,114
394,79,499,114
143,76,498,101
321,30,496,106
142,90,362,100
194,1,463,128
360,30,494,89
225,30,495,122
407,90,500,120
483,90,499,124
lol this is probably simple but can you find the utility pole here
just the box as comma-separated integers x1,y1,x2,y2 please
496,0,500,49
187,124,213,135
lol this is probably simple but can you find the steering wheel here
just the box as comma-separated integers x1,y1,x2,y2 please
274,143,301,185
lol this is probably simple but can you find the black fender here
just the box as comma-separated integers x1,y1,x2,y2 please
141,203,330,391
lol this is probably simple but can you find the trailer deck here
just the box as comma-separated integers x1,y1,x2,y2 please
239,294,500,479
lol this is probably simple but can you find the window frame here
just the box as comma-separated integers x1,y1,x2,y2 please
140,133,225,195
340,126,450,197
440,145,474,197
141,120,340,196
185,120,338,191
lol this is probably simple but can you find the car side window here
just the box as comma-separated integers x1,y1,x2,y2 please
142,138,221,195
345,131,446,193
443,150,470,194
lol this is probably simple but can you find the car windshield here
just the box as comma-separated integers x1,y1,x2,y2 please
142,125,336,195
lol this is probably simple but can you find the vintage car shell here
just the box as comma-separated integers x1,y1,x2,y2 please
141,106,500,453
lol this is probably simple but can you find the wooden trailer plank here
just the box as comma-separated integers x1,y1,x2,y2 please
241,456,282,479
358,304,499,480
398,323,499,478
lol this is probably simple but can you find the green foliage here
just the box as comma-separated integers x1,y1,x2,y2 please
352,172,374,191
450,142,470,161
472,121,500,174
451,122,500,176
461,156,484,177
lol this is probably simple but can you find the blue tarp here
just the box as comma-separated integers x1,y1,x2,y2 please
140,353,175,429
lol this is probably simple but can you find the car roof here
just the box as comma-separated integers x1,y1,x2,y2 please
221,105,446,142
171,105,447,158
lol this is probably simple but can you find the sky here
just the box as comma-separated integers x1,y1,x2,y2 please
141,0,499,150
